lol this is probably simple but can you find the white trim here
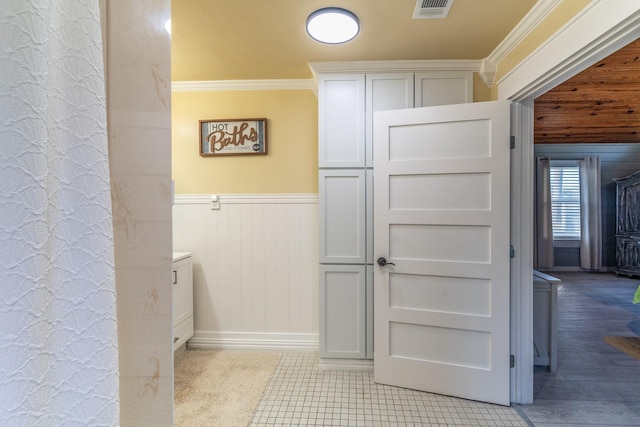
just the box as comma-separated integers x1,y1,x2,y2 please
479,59,497,88
171,79,314,92
174,193,318,205
481,0,562,87
308,60,482,77
499,0,640,100
319,358,373,371
487,0,563,65
509,100,535,405
188,331,319,350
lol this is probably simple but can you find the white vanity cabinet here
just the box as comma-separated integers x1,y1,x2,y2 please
173,252,193,351
318,69,473,362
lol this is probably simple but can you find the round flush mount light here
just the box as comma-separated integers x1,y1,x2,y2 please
306,7,360,44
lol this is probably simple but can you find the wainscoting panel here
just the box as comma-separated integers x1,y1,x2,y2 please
173,194,319,349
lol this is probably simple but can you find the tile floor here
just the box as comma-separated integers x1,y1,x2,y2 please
516,272,640,426
243,272,640,426
250,351,528,426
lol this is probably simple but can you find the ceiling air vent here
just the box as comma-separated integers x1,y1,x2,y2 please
413,0,454,19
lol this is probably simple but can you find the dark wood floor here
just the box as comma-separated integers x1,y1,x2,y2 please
518,271,640,426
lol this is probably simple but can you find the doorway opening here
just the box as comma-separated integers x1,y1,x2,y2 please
507,4,640,404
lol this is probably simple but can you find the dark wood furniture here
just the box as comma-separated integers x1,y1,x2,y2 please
615,171,640,277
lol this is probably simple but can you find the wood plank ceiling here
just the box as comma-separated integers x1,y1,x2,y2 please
534,38,640,144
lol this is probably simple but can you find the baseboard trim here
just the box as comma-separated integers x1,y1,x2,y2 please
188,331,319,351
319,358,374,371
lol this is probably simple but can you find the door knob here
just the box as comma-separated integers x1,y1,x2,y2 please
377,257,395,267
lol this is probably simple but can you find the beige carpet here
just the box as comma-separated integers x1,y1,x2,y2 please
174,350,282,427
604,336,640,360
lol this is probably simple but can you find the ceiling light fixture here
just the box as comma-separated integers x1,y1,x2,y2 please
306,7,360,44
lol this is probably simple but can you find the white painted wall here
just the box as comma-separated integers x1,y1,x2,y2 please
173,195,319,349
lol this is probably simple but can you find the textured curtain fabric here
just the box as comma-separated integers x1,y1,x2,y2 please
535,158,554,269
579,157,602,270
0,2,119,425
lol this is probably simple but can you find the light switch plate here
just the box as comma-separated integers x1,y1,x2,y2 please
211,195,220,210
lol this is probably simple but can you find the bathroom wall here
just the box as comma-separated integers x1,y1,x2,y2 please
172,88,320,347
173,195,319,348
172,89,318,194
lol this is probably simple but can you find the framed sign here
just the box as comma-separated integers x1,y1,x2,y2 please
200,118,267,156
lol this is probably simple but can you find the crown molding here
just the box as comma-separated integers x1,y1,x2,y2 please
308,59,482,76
171,79,314,92
487,0,563,65
498,0,640,100
479,0,563,87
479,58,498,88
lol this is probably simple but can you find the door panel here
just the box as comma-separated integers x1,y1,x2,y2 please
388,119,491,160
373,101,510,405
389,273,491,316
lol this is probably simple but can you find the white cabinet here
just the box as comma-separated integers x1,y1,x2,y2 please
318,69,473,361
320,265,366,359
318,74,365,168
365,73,414,167
415,71,473,107
319,170,366,264
173,252,193,351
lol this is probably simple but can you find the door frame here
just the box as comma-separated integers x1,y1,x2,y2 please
502,1,640,403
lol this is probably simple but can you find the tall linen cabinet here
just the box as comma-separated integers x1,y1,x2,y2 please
317,69,474,365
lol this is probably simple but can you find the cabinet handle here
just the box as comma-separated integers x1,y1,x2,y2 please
173,270,177,285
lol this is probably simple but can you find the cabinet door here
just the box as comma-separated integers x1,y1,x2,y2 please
365,73,414,167
415,71,473,107
319,170,366,264
320,264,366,359
318,74,365,167
172,256,193,327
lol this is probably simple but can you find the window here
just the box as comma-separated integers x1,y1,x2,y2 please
549,161,581,240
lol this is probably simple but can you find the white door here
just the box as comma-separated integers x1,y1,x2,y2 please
373,101,511,405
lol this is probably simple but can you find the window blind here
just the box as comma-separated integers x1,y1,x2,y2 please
550,165,581,240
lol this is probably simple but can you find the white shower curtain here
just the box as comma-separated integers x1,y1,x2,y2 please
0,2,119,425
535,157,554,269
579,157,602,270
